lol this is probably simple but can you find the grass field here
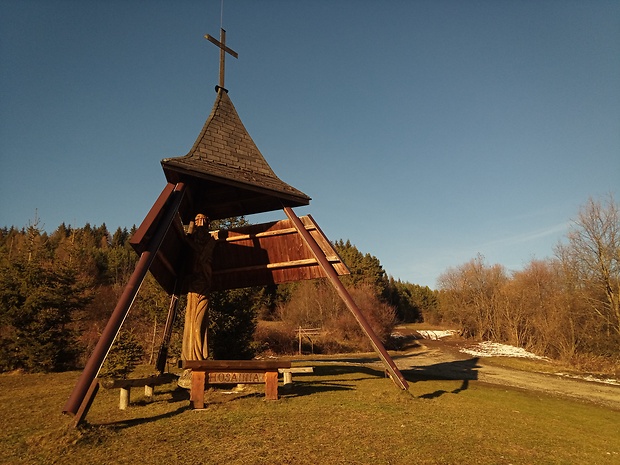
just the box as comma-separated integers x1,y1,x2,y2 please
1,362,618,465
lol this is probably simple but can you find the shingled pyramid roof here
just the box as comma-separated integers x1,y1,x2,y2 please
161,87,310,220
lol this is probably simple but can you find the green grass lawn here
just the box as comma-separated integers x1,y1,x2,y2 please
0,363,618,465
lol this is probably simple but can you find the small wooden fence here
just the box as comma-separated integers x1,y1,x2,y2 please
295,327,322,355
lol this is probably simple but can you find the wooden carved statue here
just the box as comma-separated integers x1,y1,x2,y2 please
181,213,217,361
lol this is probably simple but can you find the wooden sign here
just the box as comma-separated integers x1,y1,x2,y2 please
131,204,349,295
207,372,265,384
209,215,349,291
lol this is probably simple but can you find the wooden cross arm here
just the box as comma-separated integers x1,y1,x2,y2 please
204,34,238,58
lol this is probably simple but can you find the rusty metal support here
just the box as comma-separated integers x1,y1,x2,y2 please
284,207,409,391
63,183,186,419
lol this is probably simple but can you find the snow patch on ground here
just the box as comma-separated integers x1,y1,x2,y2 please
554,372,620,386
406,329,620,386
459,341,548,360
415,330,458,340
461,342,620,385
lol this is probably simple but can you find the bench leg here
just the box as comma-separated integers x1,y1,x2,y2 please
191,371,206,409
144,384,154,401
264,371,278,400
119,387,130,410
283,371,293,386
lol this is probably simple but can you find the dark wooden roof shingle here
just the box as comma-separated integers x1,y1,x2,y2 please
161,88,310,220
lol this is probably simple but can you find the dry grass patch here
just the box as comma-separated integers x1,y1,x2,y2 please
0,363,618,465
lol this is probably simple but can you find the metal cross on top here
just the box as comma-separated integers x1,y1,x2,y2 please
204,28,238,89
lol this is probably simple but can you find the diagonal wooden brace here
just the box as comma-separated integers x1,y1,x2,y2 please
284,207,409,391
63,183,186,422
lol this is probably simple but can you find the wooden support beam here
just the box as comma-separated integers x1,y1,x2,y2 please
283,207,409,391
71,377,99,428
63,183,186,423
212,256,341,276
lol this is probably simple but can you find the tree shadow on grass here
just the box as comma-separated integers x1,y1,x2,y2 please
87,403,190,431
281,382,354,398
280,363,386,398
400,357,480,399
90,371,358,429
311,363,387,378
87,385,190,430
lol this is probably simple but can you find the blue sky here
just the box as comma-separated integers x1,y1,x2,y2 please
1,1,619,288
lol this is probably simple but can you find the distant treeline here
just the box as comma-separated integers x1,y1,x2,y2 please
0,218,433,374
1,194,617,375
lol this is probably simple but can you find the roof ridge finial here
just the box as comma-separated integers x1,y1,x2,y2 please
204,28,238,91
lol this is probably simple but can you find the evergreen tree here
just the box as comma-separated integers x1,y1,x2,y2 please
208,287,259,360
333,239,388,294
99,329,143,379
0,258,91,372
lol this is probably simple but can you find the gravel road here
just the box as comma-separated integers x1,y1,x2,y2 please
394,337,620,410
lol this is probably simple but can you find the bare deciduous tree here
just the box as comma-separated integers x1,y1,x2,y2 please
556,194,620,337
438,254,507,340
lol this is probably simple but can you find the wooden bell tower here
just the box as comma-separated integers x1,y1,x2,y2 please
62,29,408,426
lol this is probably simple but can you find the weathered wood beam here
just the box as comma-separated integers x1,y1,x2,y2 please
212,256,341,275
63,183,186,423
283,207,409,391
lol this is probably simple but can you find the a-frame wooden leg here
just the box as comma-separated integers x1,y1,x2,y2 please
284,207,409,391
63,182,186,422
72,377,100,428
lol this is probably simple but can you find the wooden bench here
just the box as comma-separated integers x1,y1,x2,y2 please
98,373,177,410
279,366,314,387
181,360,291,409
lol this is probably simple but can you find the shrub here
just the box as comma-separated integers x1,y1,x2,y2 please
253,321,297,356
99,329,143,379
276,280,396,354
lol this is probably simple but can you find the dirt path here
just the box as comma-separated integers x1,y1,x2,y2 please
392,338,620,410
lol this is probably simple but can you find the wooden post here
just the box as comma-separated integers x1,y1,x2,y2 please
191,371,206,409
119,387,130,410
155,293,180,374
264,371,279,400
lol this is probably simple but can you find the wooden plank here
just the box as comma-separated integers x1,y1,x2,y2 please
213,256,342,275
278,367,314,374
209,216,349,291
223,227,299,242
99,373,177,389
182,360,290,371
